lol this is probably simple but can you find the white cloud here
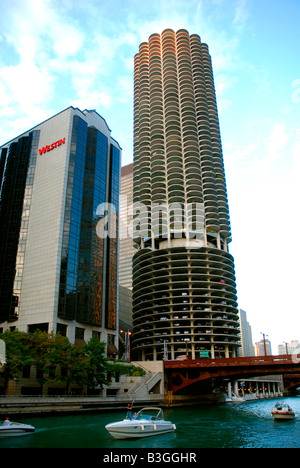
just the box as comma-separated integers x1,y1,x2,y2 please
292,79,300,103
116,77,133,104
0,61,54,107
226,119,300,346
233,0,251,30
257,123,289,175
291,128,300,171
71,90,112,111
0,0,87,141
4,0,84,57
0,0,250,143
224,121,290,183
267,123,289,154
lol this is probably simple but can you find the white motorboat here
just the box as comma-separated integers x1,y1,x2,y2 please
271,402,295,421
223,392,245,403
0,420,35,436
105,407,176,439
231,393,245,402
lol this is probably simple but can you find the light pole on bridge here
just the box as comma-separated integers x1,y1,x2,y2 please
260,332,268,356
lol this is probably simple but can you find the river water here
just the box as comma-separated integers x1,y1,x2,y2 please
1,396,299,449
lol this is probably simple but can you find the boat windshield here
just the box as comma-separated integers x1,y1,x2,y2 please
274,403,292,411
135,408,163,421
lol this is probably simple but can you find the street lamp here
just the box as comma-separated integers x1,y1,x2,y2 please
260,332,268,356
184,338,190,360
163,340,168,361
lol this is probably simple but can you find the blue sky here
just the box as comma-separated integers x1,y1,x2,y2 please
0,0,299,351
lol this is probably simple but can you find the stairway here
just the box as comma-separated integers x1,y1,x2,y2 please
128,372,163,398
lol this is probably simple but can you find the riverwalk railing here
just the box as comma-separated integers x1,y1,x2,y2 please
0,394,165,416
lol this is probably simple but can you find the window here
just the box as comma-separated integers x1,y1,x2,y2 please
75,327,85,340
92,330,101,341
28,323,49,333
57,323,67,336
107,334,115,346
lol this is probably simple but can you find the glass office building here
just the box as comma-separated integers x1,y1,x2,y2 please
0,107,121,351
132,29,240,360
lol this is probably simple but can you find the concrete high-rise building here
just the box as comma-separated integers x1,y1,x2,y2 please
0,107,121,354
238,309,255,357
132,29,240,360
278,340,300,355
119,163,135,329
254,339,272,356
119,163,135,290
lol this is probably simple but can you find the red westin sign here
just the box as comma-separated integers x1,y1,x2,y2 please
39,138,65,155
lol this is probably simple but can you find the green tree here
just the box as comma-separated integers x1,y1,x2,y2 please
83,338,108,391
0,330,33,394
42,333,89,394
105,361,146,378
0,330,141,396
29,329,52,391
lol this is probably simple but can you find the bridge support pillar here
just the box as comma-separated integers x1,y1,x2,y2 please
227,382,232,398
234,381,239,396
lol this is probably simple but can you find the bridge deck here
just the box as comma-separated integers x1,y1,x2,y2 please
164,355,300,393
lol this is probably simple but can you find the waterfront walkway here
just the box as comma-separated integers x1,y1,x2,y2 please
0,394,164,417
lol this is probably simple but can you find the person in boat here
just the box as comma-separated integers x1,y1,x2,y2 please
126,403,133,420
3,417,10,426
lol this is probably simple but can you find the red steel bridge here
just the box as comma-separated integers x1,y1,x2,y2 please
164,355,300,394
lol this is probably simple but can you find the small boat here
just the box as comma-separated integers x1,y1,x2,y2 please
271,402,295,421
223,392,245,403
105,407,176,439
0,420,35,437
231,393,245,403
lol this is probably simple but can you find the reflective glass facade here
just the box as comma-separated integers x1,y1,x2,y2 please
57,120,119,328
58,116,88,321
105,143,121,330
0,132,39,322
77,127,108,325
